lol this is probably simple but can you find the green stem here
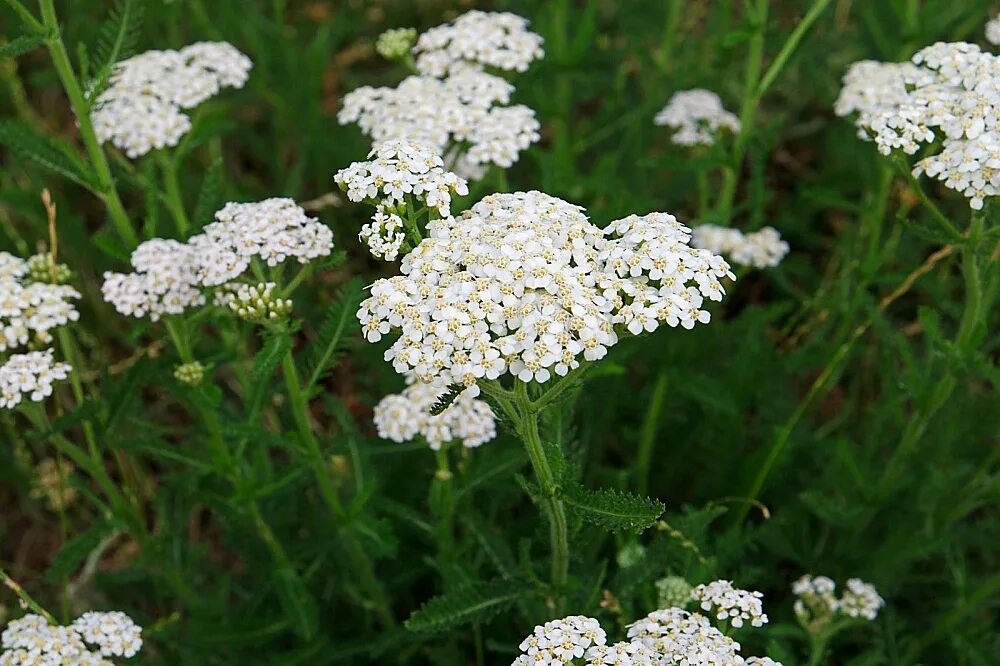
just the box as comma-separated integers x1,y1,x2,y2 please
158,152,190,235
512,381,569,612
280,351,396,627
3,0,44,32
38,0,138,248
0,568,57,623
955,211,985,351
754,0,834,101
636,370,669,496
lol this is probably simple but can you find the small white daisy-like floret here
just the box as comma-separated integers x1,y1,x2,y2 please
692,225,789,269
746,658,784,665
102,239,205,321
511,615,607,666
414,10,544,77
335,140,469,218
373,380,496,450
357,192,733,386
627,607,743,665
840,42,1000,208
838,578,884,621
71,611,143,658
360,203,407,261
655,89,740,146
0,350,72,410
584,640,656,666
91,42,252,158
691,579,769,628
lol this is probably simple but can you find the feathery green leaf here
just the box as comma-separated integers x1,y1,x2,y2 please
562,482,664,533
405,578,533,634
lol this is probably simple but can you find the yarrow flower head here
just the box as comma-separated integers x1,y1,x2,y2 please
691,225,789,269
413,10,544,77
373,380,496,450
986,15,1000,46
691,579,769,628
839,42,1000,209
655,89,740,146
512,615,607,666
1,252,80,353
216,282,292,323
26,253,72,285
174,361,206,386
357,192,733,387
655,576,693,609
0,350,71,410
376,27,417,60
335,140,469,218
102,199,333,320
1,611,142,664
838,578,884,621
91,42,252,158
627,607,744,665
338,72,540,175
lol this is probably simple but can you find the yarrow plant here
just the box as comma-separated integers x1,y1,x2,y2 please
0,251,78,410
691,225,789,269
792,575,884,664
838,41,1000,209
0,611,142,664
373,380,496,450
655,89,741,147
90,42,252,158
339,11,543,180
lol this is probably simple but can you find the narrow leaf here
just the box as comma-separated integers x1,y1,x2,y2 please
274,567,319,640
0,34,45,60
45,522,114,582
193,159,223,231
304,277,364,391
251,331,292,382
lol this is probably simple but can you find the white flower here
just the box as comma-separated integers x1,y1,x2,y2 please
840,42,1000,208
360,203,407,261
512,615,607,666
373,379,496,450
335,140,469,220
102,199,333,319
357,192,733,386
691,580,769,628
691,225,789,269
986,15,1000,46
584,641,656,666
655,89,740,146
627,607,743,665
1,611,141,664
71,611,143,658
338,71,540,175
0,350,72,410
839,578,884,621
413,10,544,77
91,42,252,158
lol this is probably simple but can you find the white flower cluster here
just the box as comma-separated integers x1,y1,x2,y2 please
1,611,142,664
216,282,292,323
358,192,733,386
337,140,469,216
0,348,72,410
987,16,1000,46
339,71,540,174
839,578,885,621
511,615,609,666
373,380,496,450
628,608,744,665
654,89,741,146
1,252,80,353
691,224,789,269
103,199,333,320
691,580,769,629
91,42,252,158
842,42,1000,208
360,205,406,261
834,60,920,140
413,10,544,77
792,575,884,627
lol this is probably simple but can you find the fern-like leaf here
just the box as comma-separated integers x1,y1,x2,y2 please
303,277,364,391
405,579,533,634
193,159,223,232
0,121,99,190
88,0,144,100
0,34,45,60
428,384,464,416
562,482,664,533
251,330,292,382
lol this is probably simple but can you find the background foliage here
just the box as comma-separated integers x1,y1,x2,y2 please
1,0,998,664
